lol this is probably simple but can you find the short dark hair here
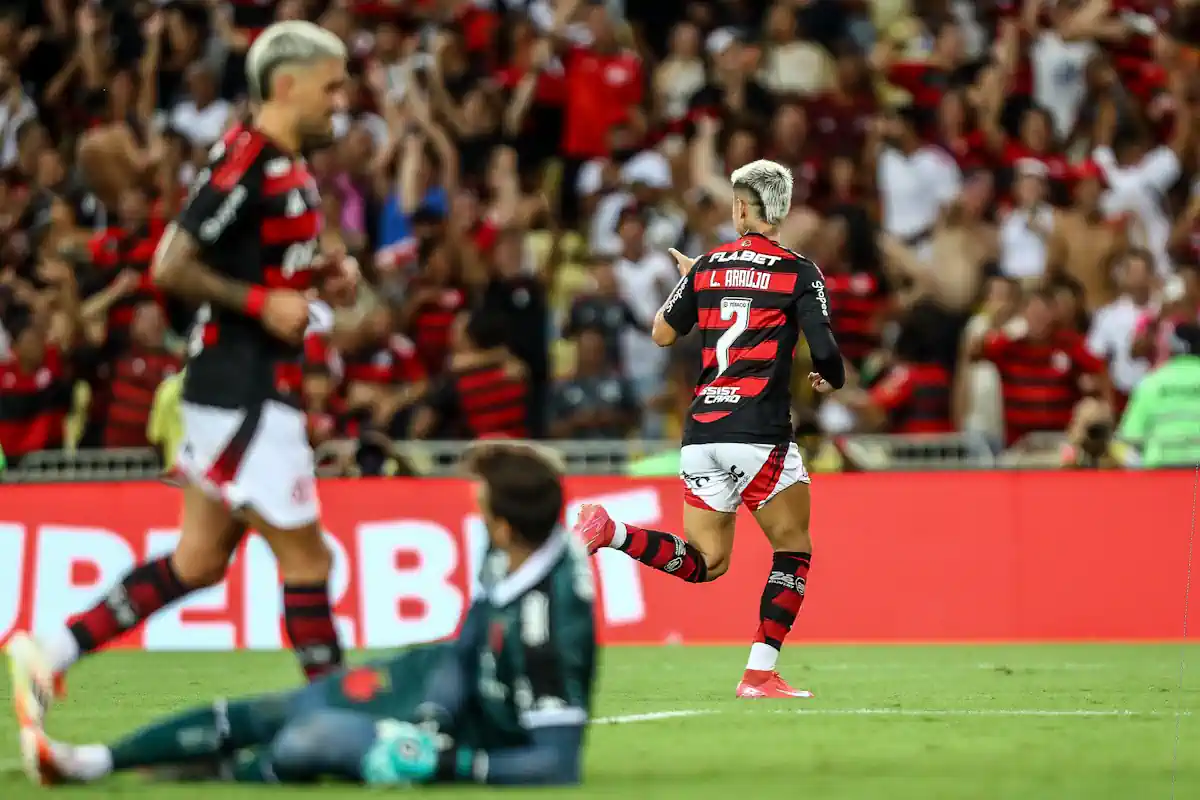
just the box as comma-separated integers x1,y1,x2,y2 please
465,309,508,350
464,441,565,547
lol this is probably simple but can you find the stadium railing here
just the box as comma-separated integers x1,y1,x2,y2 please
998,432,1071,468
837,432,996,470
6,448,165,483
3,434,1006,482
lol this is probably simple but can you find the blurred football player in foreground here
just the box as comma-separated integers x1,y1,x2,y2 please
16,441,595,789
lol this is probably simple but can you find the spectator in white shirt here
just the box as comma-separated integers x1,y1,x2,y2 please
1087,248,1155,402
1029,16,1095,140
582,144,678,256
999,159,1055,285
0,62,36,169
956,275,1024,451
759,2,835,96
612,207,679,436
1093,84,1191,276
876,105,962,260
168,65,231,149
654,23,706,122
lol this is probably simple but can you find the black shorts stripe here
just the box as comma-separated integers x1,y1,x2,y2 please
205,403,264,486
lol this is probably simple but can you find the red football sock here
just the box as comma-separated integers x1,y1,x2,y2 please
68,557,193,654
282,583,344,682
617,525,708,583
753,551,811,654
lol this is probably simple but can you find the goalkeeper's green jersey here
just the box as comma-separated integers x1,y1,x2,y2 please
314,530,597,752
457,530,597,750
1118,355,1200,468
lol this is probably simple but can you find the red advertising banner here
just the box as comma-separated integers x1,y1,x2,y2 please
0,470,1194,649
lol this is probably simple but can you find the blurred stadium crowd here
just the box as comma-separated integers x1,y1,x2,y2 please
1,0,1200,477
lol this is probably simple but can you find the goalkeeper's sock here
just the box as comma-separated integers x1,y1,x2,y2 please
747,551,811,671
109,706,228,770
52,743,113,782
615,524,708,583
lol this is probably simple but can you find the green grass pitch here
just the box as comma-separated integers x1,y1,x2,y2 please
2,644,1198,798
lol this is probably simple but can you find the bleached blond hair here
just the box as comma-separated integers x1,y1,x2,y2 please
246,21,347,102
730,159,793,226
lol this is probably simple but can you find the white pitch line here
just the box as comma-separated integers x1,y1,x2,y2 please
779,708,1192,718
595,710,717,725
777,663,1111,672
595,707,1195,724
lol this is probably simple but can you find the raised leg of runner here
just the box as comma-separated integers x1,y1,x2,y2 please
740,480,813,691
576,503,730,583
244,509,342,682
34,487,244,685
678,505,737,579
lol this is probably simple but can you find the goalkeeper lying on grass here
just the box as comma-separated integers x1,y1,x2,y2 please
14,442,596,788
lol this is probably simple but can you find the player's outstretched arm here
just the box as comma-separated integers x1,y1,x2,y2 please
655,250,701,346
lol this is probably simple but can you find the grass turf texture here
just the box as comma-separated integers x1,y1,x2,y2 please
1,644,1198,798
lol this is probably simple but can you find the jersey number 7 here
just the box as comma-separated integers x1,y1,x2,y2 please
715,297,752,376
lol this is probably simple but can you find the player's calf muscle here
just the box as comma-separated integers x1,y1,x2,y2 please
682,508,736,579
683,533,730,580
255,521,333,584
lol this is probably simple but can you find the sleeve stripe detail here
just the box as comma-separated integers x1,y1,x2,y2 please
213,131,266,191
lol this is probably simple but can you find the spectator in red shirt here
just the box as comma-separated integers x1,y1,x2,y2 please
807,42,877,158
101,303,181,449
398,241,468,376
556,3,643,222
935,89,989,172
817,209,890,366
972,288,1111,445
0,312,73,464
0,258,79,463
342,307,429,435
496,26,566,168
846,306,954,435
874,17,972,123
83,186,164,340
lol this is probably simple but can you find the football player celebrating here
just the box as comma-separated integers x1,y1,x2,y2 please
577,159,844,699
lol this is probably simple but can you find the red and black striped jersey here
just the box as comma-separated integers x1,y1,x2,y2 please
86,224,166,335
173,124,324,410
869,361,953,435
343,334,428,386
824,272,887,365
424,362,531,440
662,232,840,446
981,330,1106,445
